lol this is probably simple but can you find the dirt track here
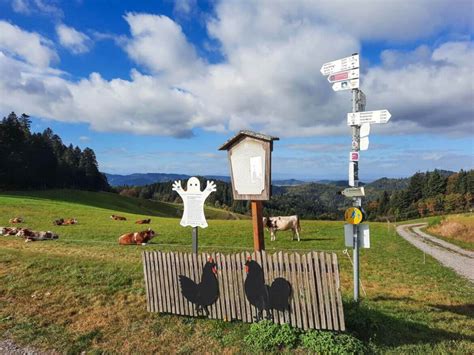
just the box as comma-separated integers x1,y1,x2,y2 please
396,223,474,283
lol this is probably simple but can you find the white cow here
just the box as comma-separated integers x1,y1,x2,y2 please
263,215,301,241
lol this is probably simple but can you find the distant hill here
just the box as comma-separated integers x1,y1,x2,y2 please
105,173,309,187
365,177,410,191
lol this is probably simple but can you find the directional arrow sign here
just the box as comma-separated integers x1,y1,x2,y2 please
327,68,359,83
332,79,359,91
347,110,391,125
341,186,365,198
320,54,359,76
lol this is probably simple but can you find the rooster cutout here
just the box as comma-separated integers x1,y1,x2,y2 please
244,257,292,321
172,177,216,228
179,257,219,316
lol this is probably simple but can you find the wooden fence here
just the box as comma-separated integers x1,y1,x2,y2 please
142,250,345,331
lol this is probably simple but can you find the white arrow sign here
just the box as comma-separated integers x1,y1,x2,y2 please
347,110,391,125
341,186,365,198
332,79,359,91
327,68,359,83
320,54,359,76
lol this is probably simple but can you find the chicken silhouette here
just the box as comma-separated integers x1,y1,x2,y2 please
179,257,219,316
244,257,291,321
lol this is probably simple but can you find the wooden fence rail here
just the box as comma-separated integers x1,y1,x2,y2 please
142,250,345,331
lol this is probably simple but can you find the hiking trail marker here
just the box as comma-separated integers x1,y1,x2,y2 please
321,52,391,301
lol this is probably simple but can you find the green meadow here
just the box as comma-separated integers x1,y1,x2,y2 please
0,190,472,353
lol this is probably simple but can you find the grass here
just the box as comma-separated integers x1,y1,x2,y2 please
0,190,473,353
426,213,474,251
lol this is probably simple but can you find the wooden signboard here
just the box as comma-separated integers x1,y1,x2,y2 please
142,250,345,331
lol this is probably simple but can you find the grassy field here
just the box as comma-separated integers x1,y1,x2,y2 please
426,214,474,251
0,190,473,353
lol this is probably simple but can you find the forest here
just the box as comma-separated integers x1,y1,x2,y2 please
117,169,473,221
0,112,109,191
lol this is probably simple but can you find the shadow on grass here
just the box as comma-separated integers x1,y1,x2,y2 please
430,303,474,317
344,301,474,348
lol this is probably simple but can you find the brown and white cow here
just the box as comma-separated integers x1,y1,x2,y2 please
53,218,77,226
135,218,151,224
263,215,301,241
111,214,127,221
9,217,23,224
118,228,156,245
25,231,59,242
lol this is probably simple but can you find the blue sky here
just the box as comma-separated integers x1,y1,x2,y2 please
0,0,473,181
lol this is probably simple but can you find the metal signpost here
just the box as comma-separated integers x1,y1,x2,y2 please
321,53,391,302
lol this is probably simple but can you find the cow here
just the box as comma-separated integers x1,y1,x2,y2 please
53,218,77,226
111,214,127,221
263,215,301,241
15,228,36,238
135,218,151,224
118,228,156,245
25,231,59,242
9,217,23,224
1,227,18,236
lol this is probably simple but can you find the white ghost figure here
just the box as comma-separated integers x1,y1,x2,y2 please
172,177,216,228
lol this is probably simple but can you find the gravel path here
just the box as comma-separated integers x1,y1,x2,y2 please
0,339,53,355
396,223,474,283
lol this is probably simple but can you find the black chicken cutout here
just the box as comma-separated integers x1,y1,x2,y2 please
244,257,292,321
179,257,219,316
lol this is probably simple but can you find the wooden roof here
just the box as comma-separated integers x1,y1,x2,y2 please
218,130,279,151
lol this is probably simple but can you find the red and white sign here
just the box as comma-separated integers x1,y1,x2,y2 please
332,79,359,91
327,68,359,83
350,151,359,162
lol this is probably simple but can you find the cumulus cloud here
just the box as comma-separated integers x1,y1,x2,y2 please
0,21,58,68
56,24,92,54
0,1,472,139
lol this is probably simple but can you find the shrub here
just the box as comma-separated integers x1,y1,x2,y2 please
244,320,299,351
301,330,367,354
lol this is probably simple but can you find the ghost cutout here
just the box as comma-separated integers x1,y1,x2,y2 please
172,177,217,228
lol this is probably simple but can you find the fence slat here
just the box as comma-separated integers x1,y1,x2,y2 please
332,253,346,331
326,251,338,330
142,250,344,331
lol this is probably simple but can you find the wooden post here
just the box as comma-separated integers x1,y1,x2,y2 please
251,201,265,251
192,227,198,254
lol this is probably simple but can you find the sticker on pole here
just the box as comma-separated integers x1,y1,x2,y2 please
344,207,363,225
350,151,359,162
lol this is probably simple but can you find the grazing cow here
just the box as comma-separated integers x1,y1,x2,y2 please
9,217,23,224
118,228,155,245
263,215,301,241
135,218,151,224
111,214,127,221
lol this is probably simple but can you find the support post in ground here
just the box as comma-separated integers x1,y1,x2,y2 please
251,201,265,252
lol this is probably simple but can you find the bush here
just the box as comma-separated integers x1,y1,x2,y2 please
301,330,367,354
244,320,299,351
428,215,444,227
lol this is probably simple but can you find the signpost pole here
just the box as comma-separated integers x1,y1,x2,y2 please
351,87,360,302
251,201,265,251
192,227,198,254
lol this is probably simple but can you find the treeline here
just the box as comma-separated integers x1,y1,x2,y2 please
366,169,473,221
0,112,109,191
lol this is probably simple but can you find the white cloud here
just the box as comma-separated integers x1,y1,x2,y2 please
11,0,63,18
173,0,197,16
0,21,58,67
0,1,472,139
56,24,92,54
123,13,205,81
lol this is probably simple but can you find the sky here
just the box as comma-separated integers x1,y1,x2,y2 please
0,0,473,181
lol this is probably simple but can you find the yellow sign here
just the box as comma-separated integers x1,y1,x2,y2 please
345,207,363,225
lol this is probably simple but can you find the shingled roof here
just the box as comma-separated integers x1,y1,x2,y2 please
218,130,279,151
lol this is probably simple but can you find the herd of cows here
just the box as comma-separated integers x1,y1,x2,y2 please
0,215,156,245
0,214,302,244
